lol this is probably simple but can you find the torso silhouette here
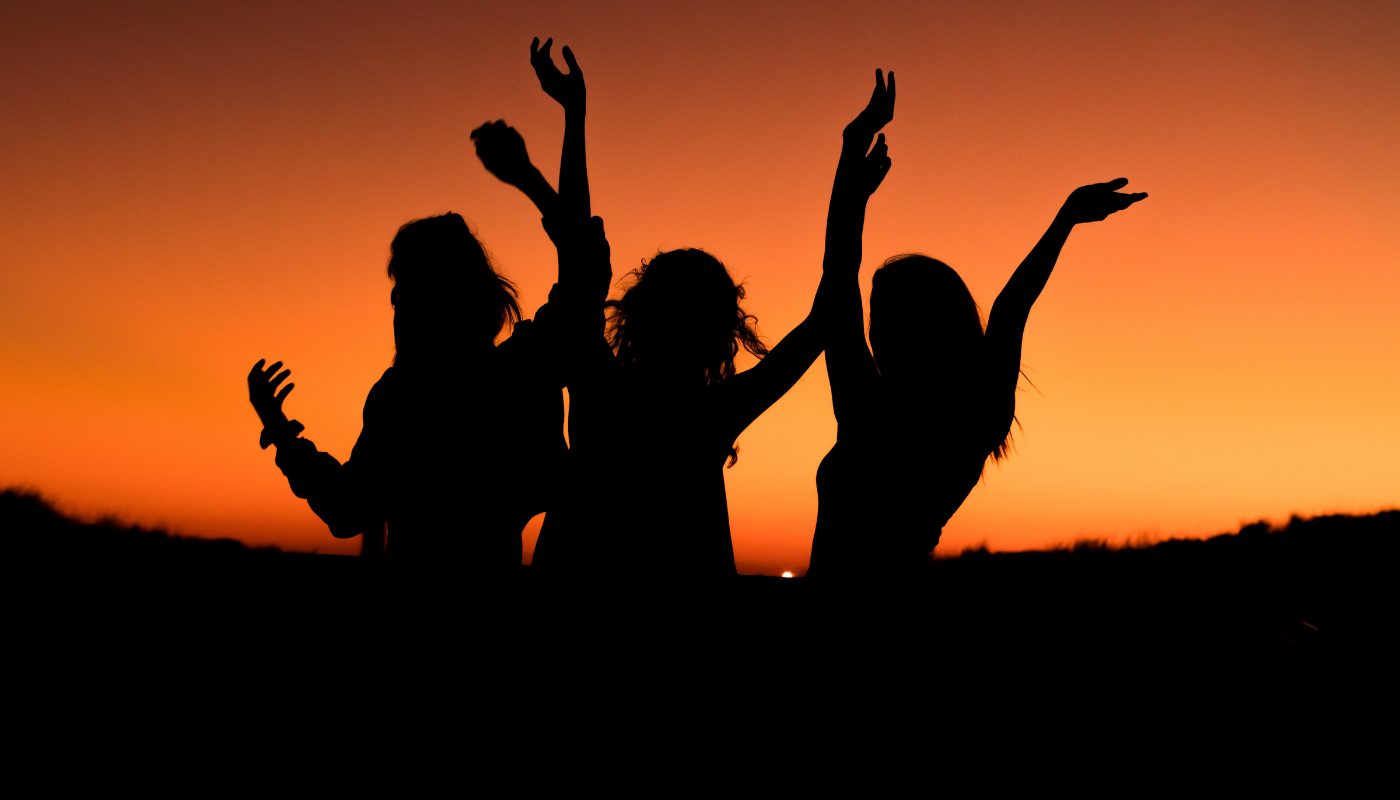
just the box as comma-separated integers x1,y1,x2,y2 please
810,382,1008,576
534,361,741,578
532,325,818,578
274,318,564,572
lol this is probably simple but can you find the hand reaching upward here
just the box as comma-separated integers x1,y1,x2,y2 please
836,69,896,201
1059,178,1148,224
845,68,896,140
471,120,537,187
531,37,585,114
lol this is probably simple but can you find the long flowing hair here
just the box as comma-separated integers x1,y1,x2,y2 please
605,248,767,465
386,212,519,365
871,254,1017,463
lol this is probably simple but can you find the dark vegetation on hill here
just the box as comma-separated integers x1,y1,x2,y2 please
3,487,280,573
6,487,1395,695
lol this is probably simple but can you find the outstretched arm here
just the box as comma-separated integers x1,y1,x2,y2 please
473,39,598,290
721,70,896,438
470,39,587,219
983,179,1148,426
471,121,609,299
824,70,895,426
531,37,590,221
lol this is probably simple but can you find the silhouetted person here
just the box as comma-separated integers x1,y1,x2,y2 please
488,57,897,578
808,106,1147,578
247,209,569,573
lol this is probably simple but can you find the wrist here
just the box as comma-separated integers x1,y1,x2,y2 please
260,418,305,450
519,168,552,199
519,165,548,188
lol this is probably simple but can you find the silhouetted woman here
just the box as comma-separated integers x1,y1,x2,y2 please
496,61,897,577
808,140,1146,576
249,34,617,571
247,213,568,572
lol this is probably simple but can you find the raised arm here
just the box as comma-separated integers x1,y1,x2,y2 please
823,70,895,426
719,70,895,438
471,120,559,219
983,179,1147,416
530,37,589,220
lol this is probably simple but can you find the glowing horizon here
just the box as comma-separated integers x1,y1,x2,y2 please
2,1,1397,573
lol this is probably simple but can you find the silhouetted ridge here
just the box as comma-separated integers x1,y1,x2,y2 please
2,488,275,582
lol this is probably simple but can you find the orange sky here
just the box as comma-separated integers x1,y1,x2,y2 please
2,0,1397,573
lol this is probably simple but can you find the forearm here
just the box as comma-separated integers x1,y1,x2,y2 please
274,439,377,538
515,168,560,220
724,300,825,436
822,133,877,273
996,213,1075,316
984,214,1075,409
823,269,878,423
823,193,868,275
558,108,590,219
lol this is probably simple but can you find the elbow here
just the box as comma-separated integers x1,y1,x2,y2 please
328,522,365,540
324,511,373,539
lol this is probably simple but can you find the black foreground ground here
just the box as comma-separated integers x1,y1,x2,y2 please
6,489,1395,733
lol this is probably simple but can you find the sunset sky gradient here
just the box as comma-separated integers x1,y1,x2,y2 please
2,0,1396,573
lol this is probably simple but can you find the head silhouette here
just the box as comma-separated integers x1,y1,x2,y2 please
871,254,1012,460
387,213,520,364
606,249,767,466
606,248,767,387
870,255,982,379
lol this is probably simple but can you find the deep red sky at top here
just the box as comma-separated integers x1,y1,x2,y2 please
1,1,1396,573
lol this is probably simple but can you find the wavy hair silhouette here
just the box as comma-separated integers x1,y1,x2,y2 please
605,249,768,467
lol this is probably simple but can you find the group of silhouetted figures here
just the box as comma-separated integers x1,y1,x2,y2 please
247,39,1146,580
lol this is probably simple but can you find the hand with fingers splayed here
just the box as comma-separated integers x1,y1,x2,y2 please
248,359,303,449
530,36,585,114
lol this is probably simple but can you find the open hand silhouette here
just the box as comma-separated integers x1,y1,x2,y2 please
248,359,293,427
530,37,585,113
845,68,896,139
247,359,303,448
836,69,895,200
1060,178,1148,223
471,120,537,187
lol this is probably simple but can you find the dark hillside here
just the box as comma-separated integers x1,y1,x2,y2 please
5,487,1395,688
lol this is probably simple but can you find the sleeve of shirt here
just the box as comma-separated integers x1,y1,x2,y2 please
272,370,394,538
